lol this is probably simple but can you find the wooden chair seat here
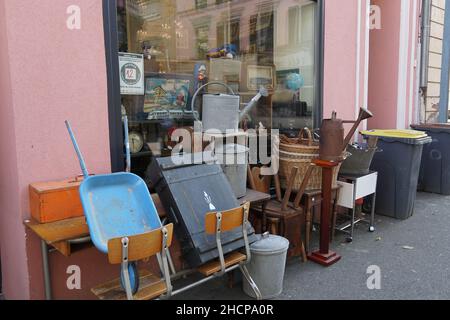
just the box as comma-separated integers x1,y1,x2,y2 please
253,200,303,218
91,269,167,300
197,252,247,277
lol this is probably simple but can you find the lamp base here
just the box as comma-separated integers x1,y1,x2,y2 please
308,250,341,267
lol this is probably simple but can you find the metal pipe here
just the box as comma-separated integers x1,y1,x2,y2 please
65,121,90,179
170,264,240,297
41,241,52,300
123,116,131,173
420,0,432,88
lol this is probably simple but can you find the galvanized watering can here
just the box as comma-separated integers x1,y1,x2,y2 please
191,81,268,133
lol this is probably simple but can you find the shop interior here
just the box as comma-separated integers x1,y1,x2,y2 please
117,0,318,177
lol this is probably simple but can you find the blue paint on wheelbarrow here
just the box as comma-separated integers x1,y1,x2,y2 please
79,172,161,253
65,120,161,254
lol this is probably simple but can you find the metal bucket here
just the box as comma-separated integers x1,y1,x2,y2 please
243,233,289,299
340,143,378,176
215,144,248,198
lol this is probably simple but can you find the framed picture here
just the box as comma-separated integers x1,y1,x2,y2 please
246,65,275,91
143,73,193,114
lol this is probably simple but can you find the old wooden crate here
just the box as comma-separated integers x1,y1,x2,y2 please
29,177,84,223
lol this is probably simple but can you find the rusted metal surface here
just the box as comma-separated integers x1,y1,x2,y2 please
319,108,373,162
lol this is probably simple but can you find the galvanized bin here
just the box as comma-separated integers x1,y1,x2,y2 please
215,144,249,198
340,143,378,176
243,233,289,299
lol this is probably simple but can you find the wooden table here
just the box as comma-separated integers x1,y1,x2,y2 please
24,189,270,300
239,189,271,205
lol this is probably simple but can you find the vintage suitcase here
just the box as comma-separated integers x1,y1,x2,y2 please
29,176,84,223
147,154,257,267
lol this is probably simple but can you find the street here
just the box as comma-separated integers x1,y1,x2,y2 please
176,192,450,300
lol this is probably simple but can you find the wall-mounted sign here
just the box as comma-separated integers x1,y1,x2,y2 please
119,52,144,95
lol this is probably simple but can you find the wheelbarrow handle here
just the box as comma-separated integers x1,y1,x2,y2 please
123,116,131,173
65,120,90,179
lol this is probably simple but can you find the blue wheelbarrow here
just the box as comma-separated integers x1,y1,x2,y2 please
65,120,162,295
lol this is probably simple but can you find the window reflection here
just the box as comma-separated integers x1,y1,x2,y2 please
117,0,317,174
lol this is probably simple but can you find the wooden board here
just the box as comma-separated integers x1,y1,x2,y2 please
205,207,245,234
240,189,271,205
107,224,174,264
52,241,72,256
91,269,167,300
24,216,89,244
197,252,246,276
25,194,168,244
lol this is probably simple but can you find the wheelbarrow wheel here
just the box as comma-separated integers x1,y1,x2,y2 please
120,262,140,296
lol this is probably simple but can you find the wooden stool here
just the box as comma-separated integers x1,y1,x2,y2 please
248,165,308,263
263,202,307,262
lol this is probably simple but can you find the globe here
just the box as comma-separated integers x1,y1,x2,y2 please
286,73,304,91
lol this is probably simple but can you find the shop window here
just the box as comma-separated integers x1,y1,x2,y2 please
110,0,322,176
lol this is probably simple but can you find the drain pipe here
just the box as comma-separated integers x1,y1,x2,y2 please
420,0,432,89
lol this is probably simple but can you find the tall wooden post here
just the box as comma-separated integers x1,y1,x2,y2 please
308,159,341,267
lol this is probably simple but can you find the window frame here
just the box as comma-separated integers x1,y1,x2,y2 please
103,0,324,172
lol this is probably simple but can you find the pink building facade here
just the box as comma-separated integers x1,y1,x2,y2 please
0,0,422,299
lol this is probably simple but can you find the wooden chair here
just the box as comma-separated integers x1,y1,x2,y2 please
248,165,308,262
193,202,262,299
92,205,262,300
91,224,174,300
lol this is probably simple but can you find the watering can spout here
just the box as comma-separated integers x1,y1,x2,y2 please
342,108,373,148
239,87,269,121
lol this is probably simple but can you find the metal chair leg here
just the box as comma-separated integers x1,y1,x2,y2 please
369,193,376,232
240,265,262,300
121,238,134,301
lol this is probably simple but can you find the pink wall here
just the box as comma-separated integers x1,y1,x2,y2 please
368,0,420,129
368,0,401,129
0,0,28,300
0,0,113,299
323,0,370,137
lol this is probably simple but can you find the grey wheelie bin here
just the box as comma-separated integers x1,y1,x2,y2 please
411,124,450,195
361,130,432,220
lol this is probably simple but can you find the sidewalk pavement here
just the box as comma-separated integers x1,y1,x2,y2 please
175,192,450,300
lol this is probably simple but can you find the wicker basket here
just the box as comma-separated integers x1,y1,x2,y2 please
280,128,319,154
279,156,341,191
278,128,340,191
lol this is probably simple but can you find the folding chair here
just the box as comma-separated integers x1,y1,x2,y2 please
91,224,174,300
170,202,262,300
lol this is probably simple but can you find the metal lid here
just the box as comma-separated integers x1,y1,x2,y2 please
215,143,249,154
361,129,427,139
250,233,289,254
